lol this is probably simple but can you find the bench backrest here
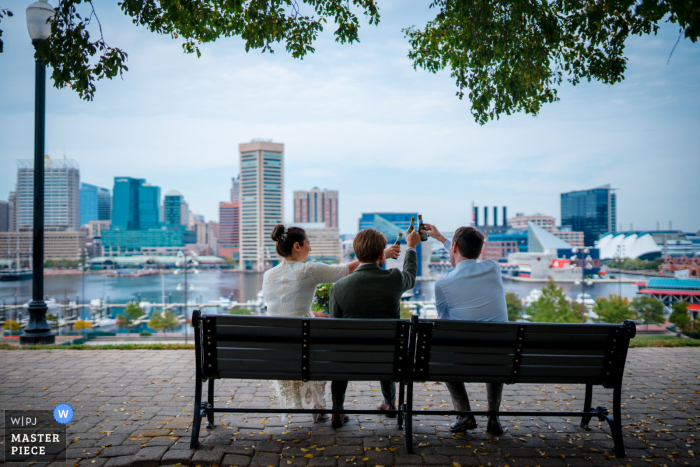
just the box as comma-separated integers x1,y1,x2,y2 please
195,312,410,382
413,319,635,388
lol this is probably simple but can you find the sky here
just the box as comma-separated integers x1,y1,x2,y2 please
1,1,699,235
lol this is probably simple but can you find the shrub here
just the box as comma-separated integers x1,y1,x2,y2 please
139,331,152,337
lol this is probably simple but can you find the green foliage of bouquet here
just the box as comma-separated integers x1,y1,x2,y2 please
312,283,332,313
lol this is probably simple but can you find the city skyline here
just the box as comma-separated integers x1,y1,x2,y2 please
1,2,698,234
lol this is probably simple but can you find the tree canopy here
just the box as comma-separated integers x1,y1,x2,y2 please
1,0,698,123
527,279,580,323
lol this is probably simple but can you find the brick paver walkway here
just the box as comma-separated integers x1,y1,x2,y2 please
1,348,698,467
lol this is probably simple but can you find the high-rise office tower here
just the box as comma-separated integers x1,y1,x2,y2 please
231,176,240,202
293,187,338,228
239,140,284,270
218,201,240,259
0,200,8,232
163,190,188,226
561,184,617,246
8,191,16,232
112,177,162,231
80,183,111,225
17,157,80,231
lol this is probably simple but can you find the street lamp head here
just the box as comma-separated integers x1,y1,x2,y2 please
571,248,579,254
583,248,590,254
26,1,55,44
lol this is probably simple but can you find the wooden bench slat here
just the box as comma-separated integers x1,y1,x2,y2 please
209,315,303,327
427,364,513,376
217,342,302,351
311,319,407,330
309,362,395,374
215,325,301,338
429,352,514,365
430,330,518,341
309,350,395,363
524,334,609,343
431,346,513,354
523,348,606,356
524,323,615,334
521,355,606,366
217,359,295,372
519,366,602,377
308,329,399,339
310,343,397,352
217,348,301,361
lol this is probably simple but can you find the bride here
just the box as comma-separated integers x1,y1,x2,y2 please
262,223,399,422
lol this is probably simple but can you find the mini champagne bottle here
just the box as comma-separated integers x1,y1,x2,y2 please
418,214,427,242
394,232,403,245
407,217,416,234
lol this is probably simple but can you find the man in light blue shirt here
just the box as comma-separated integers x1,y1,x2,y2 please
421,223,507,435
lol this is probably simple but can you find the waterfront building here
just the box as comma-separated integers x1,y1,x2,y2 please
218,201,240,260
561,184,616,246
358,213,429,277
596,230,698,260
507,223,600,280
17,157,80,231
87,255,225,270
163,190,188,226
101,228,196,256
88,220,111,238
508,213,555,232
486,229,529,253
660,255,700,277
293,188,338,228
0,229,87,261
239,141,284,271
480,240,519,261
231,176,240,202
194,221,218,256
112,177,161,231
80,183,111,225
508,213,583,247
8,191,16,233
637,277,700,319
0,200,7,232
294,222,341,262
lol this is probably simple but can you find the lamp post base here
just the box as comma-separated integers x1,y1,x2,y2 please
19,300,55,345
19,331,56,344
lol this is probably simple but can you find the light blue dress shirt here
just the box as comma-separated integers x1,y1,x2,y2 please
435,240,508,322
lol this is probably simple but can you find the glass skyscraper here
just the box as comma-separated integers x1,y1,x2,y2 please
80,183,111,225
239,141,284,271
163,190,187,226
112,177,161,231
561,184,616,247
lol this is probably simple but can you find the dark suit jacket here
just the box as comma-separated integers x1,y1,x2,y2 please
330,250,417,319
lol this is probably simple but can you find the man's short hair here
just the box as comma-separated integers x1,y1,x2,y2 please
353,229,387,262
453,226,485,259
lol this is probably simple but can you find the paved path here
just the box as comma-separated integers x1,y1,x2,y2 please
1,348,698,467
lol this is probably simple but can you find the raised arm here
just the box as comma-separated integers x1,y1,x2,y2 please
400,230,420,292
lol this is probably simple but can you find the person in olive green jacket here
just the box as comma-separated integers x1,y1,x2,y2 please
328,228,420,428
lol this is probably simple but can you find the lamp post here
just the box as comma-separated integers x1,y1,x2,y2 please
175,251,199,343
21,0,55,344
78,247,88,321
615,245,626,297
571,247,593,323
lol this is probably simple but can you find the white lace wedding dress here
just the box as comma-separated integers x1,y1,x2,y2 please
262,260,349,419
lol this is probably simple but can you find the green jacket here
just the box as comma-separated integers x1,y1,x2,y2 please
330,250,417,319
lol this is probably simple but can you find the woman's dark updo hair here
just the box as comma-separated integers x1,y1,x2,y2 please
271,224,307,257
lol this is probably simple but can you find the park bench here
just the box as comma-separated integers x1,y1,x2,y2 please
408,317,636,457
190,310,635,457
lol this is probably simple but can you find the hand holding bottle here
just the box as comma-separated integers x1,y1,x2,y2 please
406,230,421,249
384,244,401,259
421,223,447,244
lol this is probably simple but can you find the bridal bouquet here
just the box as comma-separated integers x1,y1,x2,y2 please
312,283,332,314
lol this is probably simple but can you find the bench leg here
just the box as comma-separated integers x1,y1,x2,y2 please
404,381,413,454
580,383,593,430
611,383,626,458
397,381,405,430
190,377,203,448
206,378,216,430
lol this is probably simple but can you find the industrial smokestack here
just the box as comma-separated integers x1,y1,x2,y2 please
484,207,488,228
493,206,498,229
503,207,507,227
474,206,479,226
